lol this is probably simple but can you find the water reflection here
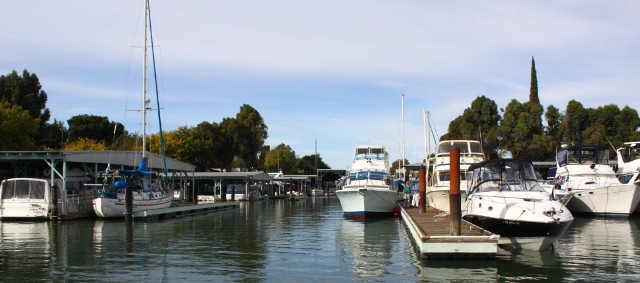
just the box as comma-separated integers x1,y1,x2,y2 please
337,218,399,278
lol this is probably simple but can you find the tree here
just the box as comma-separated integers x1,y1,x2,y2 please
499,99,547,159
295,154,331,175
63,137,107,150
529,57,540,105
562,100,588,145
67,115,123,146
544,105,562,144
219,117,240,171
235,104,268,170
0,102,40,150
0,70,51,148
38,119,67,150
0,70,50,126
263,143,297,174
441,96,501,159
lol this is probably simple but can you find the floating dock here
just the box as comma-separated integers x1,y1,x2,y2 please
400,205,499,259
132,202,239,221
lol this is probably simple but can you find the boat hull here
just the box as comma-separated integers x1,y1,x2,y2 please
463,215,572,250
567,183,640,216
335,188,398,219
92,195,173,218
425,186,467,212
463,192,573,250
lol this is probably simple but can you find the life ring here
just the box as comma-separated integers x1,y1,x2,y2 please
43,169,51,176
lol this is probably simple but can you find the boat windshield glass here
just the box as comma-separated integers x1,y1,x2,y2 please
559,146,609,165
469,160,542,192
1,180,46,200
437,141,483,155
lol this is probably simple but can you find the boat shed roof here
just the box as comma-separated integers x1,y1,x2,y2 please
273,175,316,182
192,171,273,181
0,150,195,172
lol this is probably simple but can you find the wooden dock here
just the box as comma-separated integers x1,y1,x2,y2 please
400,205,499,259
132,202,239,221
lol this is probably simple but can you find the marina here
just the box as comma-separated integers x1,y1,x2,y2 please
0,197,638,282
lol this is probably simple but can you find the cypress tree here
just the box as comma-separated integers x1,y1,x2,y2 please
529,57,540,105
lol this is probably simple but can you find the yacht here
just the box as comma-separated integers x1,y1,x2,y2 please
554,144,640,216
335,145,397,219
463,159,574,250
426,140,485,212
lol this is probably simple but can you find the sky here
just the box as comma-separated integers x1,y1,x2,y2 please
2,1,639,170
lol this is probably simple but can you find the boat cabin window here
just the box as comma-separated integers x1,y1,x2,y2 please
1,180,46,200
560,146,609,165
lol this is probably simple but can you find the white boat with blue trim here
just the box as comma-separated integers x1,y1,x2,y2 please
335,145,397,219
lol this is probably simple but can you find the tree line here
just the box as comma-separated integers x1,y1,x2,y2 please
440,57,640,161
4,60,638,175
0,69,330,174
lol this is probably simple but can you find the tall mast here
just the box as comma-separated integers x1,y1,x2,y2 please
142,0,149,158
401,94,405,168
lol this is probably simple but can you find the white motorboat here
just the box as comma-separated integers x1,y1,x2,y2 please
91,0,173,218
615,141,640,213
0,168,95,219
426,140,485,212
463,159,574,250
0,178,53,219
554,144,640,216
335,145,398,219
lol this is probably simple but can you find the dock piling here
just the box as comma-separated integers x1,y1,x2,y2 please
419,165,426,213
449,146,461,236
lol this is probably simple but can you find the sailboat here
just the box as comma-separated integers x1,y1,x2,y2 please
92,0,173,218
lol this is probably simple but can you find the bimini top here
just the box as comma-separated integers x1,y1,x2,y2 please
467,159,542,193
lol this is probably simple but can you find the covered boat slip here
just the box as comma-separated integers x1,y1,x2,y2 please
192,171,274,201
0,151,195,219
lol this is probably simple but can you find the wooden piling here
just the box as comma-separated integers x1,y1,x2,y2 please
125,184,133,221
449,146,461,236
419,165,426,213
231,184,236,201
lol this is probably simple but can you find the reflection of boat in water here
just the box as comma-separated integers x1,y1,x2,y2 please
0,221,53,280
557,217,639,274
336,218,399,278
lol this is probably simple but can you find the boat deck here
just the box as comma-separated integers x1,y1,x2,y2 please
400,205,499,259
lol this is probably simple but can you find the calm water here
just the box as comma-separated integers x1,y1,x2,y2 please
1,197,639,282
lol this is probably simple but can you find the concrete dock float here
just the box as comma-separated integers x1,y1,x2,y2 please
132,202,239,221
400,205,499,260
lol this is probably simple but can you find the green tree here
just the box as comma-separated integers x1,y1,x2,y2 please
562,100,588,145
38,119,67,150
499,99,547,159
295,154,331,175
544,105,562,144
529,57,540,105
67,115,124,146
0,102,40,150
219,117,240,171
263,143,297,174
441,95,501,159
235,104,268,170
0,70,50,126
0,70,51,148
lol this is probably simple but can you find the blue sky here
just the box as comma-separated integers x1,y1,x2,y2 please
2,1,639,170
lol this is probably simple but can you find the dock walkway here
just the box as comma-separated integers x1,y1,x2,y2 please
400,205,499,259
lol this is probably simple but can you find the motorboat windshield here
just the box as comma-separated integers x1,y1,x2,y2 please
557,145,609,166
467,159,543,193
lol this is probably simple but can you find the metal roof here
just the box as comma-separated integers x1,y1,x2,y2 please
192,171,273,181
0,150,195,172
